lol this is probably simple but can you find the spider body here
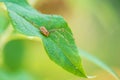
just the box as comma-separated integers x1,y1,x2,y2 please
39,26,49,37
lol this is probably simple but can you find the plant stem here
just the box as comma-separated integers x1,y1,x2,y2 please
0,25,13,51
0,25,13,65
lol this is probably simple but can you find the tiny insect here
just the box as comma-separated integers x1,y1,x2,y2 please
39,26,50,37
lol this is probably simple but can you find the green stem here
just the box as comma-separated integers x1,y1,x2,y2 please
78,48,120,80
0,25,13,51
0,25,13,65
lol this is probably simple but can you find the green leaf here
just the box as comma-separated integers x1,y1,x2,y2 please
0,0,87,77
0,7,9,33
78,48,120,80
3,40,25,70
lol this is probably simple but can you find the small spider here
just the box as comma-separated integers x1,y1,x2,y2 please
39,26,50,37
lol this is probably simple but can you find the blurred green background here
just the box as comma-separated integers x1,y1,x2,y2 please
0,0,120,80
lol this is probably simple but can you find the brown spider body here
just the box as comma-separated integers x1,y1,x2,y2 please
39,26,49,37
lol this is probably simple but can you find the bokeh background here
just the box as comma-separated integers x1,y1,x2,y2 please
0,0,120,80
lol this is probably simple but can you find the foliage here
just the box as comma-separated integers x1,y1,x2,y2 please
0,0,120,80
0,0,87,78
